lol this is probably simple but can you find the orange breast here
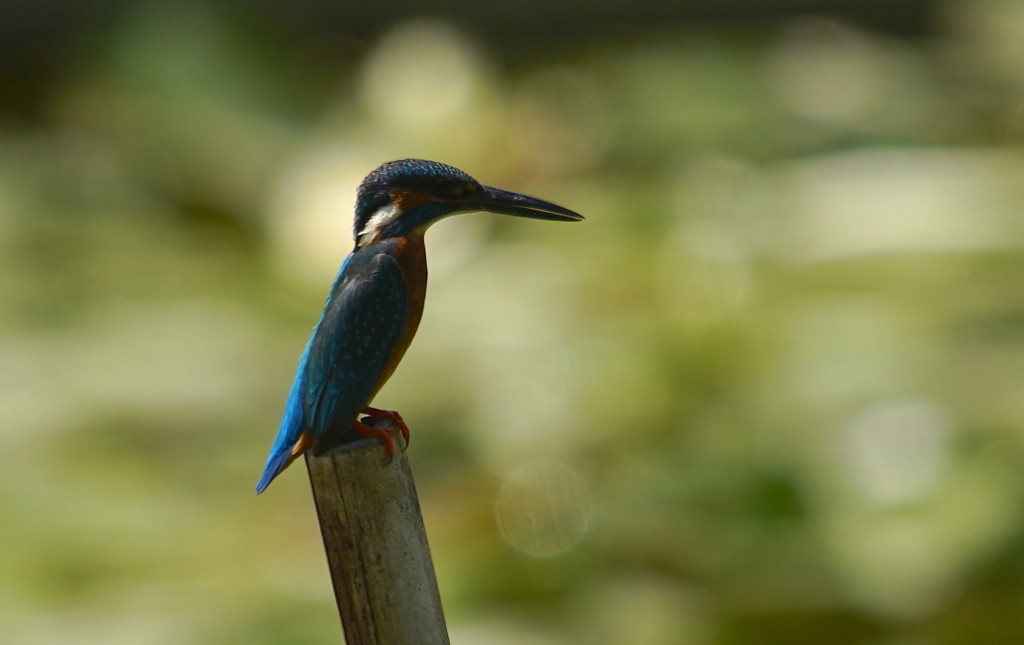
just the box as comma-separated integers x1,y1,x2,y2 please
372,234,427,397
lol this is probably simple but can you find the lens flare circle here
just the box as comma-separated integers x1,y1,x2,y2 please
494,459,592,557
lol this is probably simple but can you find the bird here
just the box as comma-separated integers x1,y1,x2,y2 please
256,159,582,493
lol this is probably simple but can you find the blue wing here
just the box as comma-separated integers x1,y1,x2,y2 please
256,250,409,493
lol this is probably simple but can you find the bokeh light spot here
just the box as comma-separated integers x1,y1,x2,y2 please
494,459,592,557
841,400,951,507
360,19,485,132
768,18,880,123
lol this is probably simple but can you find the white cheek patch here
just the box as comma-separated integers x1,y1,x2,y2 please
357,203,402,246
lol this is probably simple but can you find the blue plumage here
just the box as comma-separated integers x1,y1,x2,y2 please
256,159,581,493
256,244,408,493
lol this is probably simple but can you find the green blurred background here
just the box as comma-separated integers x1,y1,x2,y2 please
3,0,1024,643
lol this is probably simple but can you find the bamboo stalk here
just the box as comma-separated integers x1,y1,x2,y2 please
305,431,449,645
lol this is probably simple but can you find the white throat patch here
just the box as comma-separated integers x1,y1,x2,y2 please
357,203,402,246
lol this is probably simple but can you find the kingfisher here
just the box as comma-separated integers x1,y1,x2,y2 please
256,159,582,493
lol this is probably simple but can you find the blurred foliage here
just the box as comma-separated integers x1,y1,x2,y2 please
4,1,1024,644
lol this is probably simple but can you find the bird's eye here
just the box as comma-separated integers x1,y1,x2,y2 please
450,186,465,197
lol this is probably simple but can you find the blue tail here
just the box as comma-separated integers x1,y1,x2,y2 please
255,387,306,493
255,447,292,494
256,340,314,494
257,253,351,494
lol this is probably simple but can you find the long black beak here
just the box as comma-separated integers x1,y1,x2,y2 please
463,185,583,222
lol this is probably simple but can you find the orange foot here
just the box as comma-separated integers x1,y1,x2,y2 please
362,406,410,449
353,407,410,463
353,418,396,463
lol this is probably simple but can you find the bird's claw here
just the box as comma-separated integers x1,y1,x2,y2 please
362,406,410,450
353,419,396,463
354,407,410,463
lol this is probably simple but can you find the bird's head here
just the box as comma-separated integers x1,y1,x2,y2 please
353,159,582,248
